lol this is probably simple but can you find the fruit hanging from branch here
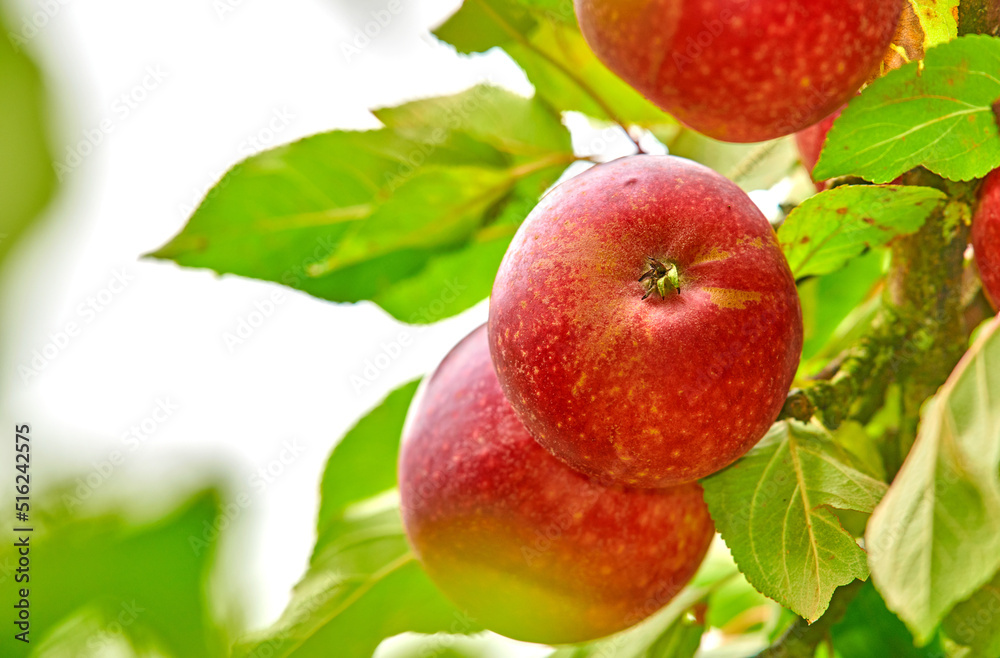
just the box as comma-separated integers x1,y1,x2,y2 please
573,0,902,142
398,325,715,645
973,169,1000,310
489,155,803,488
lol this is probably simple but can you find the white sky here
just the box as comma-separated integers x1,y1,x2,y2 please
0,0,783,652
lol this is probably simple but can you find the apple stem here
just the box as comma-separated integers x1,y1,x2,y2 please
639,257,680,300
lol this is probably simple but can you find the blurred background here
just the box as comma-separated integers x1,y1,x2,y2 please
0,0,799,654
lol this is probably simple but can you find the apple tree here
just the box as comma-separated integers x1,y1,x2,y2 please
151,0,1000,656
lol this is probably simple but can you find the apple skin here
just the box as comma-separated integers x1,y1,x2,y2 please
399,325,715,645
973,170,1000,311
489,155,803,488
574,0,901,143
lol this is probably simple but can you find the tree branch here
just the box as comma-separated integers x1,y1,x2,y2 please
958,0,1000,36
779,170,981,451
879,169,976,469
778,308,902,430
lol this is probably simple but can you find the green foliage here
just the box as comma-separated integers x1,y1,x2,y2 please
0,5,56,265
944,569,1000,655
236,380,478,657
139,1,1000,655
661,132,799,192
233,500,476,658
867,319,1000,643
831,582,945,658
778,185,946,278
798,249,884,364
705,584,770,636
910,0,962,49
814,35,1000,183
0,487,229,657
317,380,419,532
435,0,673,127
149,85,574,324
702,422,888,622
374,86,571,156
833,421,889,484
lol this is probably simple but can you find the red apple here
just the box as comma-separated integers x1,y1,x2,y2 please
973,169,1000,310
574,0,901,143
399,325,715,645
489,155,802,488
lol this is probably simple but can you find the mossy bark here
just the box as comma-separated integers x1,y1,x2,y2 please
883,169,977,474
958,0,1000,36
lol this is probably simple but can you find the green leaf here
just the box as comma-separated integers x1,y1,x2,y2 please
660,131,800,192
693,537,773,635
306,165,516,276
702,421,889,622
435,0,673,127
944,569,1000,655
866,319,1000,643
834,421,888,484
317,380,419,534
516,0,574,21
705,575,771,633
814,35,1000,183
0,9,57,265
233,499,477,658
373,233,508,324
434,0,536,54
798,248,885,363
1,487,229,657
909,0,961,50
832,581,945,658
374,84,570,156
506,21,671,127
778,185,946,278
149,86,574,324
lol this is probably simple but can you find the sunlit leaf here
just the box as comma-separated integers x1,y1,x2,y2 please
702,422,888,622
148,86,574,323
317,380,419,532
814,36,1000,183
660,131,799,192
778,185,945,278
909,0,960,50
